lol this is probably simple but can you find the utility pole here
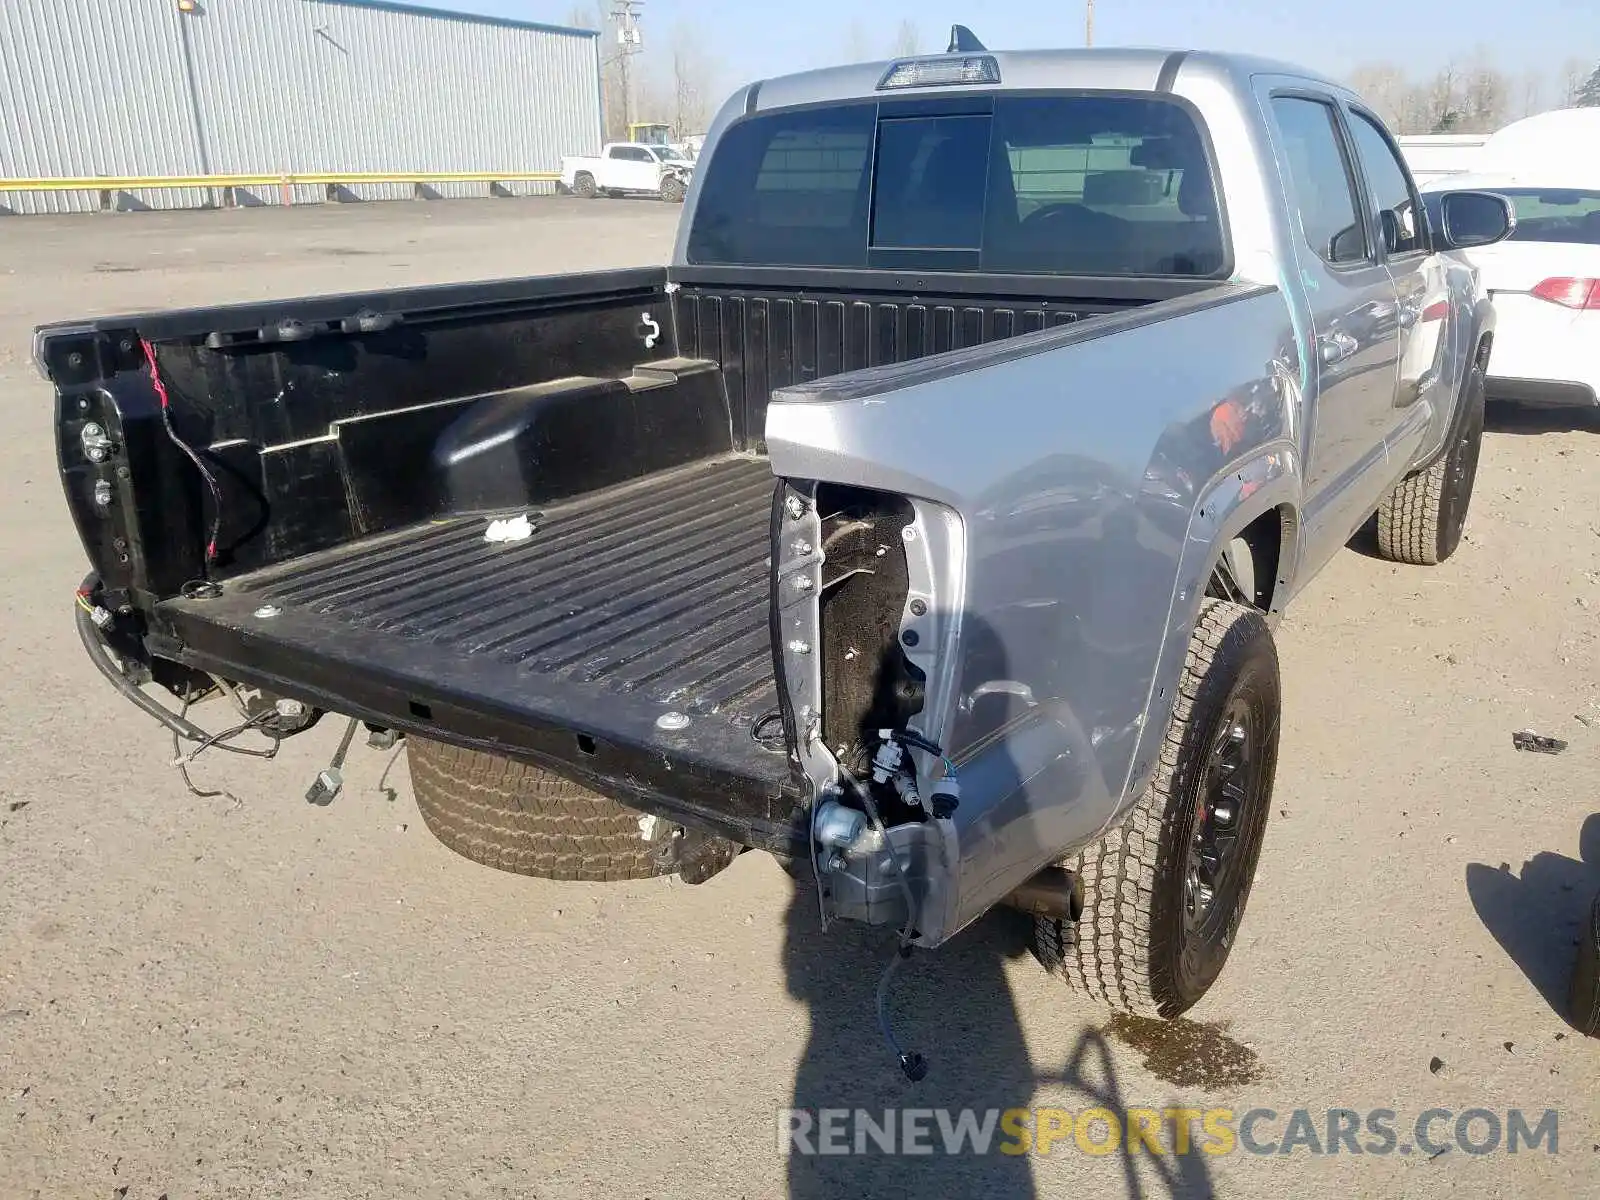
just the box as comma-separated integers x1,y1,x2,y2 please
1085,0,1095,47
611,0,643,133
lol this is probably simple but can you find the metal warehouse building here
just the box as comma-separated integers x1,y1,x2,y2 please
0,0,603,214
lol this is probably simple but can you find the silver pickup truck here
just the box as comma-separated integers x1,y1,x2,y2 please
43,37,1514,1073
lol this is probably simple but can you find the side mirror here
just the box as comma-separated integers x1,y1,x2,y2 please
1328,222,1364,263
1430,191,1517,251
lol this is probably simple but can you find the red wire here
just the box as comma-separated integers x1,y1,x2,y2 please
140,338,220,563
140,337,173,410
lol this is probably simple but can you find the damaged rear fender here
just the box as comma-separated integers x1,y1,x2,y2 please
765,286,1303,944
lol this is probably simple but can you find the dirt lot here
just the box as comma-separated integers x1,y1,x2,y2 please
1,198,1598,1199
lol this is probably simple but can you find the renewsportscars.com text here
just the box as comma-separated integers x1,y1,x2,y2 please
779,1107,1559,1158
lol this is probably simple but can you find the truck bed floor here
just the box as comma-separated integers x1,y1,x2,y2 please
159,455,795,798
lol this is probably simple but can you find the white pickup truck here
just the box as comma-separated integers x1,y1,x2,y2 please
560,142,695,203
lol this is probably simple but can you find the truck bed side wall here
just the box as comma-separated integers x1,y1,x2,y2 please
671,272,1159,452
44,268,719,603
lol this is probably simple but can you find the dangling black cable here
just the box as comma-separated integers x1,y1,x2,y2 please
141,337,225,564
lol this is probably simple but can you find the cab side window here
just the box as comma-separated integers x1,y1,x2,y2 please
1346,112,1425,256
1270,96,1369,267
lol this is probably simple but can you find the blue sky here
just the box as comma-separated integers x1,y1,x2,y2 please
427,0,1599,89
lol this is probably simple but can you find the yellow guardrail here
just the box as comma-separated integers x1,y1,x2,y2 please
0,171,563,207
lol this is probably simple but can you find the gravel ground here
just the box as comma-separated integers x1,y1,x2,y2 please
1,197,1597,1199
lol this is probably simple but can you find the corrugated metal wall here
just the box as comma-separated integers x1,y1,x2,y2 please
0,0,602,214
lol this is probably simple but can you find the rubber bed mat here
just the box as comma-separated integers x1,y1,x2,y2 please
160,455,793,791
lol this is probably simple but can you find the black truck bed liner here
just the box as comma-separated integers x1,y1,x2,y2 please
157,455,799,822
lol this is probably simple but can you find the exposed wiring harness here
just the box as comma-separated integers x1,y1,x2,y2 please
887,726,957,778
875,943,925,1082
842,727,962,1082
170,707,281,766
861,782,929,1083
80,576,400,815
141,337,225,565
170,702,280,804
834,756,935,1083
76,578,282,799
751,709,787,752
76,588,207,743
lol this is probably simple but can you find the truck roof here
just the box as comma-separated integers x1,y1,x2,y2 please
747,48,1345,114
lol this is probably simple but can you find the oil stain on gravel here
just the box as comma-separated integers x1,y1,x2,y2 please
1107,1013,1263,1090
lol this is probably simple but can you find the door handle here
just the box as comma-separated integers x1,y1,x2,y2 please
1318,331,1358,364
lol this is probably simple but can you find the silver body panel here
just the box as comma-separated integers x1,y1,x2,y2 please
676,48,1491,945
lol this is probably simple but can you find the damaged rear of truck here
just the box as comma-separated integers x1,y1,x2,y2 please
42,43,1502,1062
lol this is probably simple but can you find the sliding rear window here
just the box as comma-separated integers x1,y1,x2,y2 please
686,94,1228,277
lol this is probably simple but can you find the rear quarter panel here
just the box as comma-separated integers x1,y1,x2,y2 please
767,284,1303,934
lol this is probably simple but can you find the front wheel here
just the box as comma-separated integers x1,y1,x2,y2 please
660,175,687,204
1035,600,1281,1018
1376,363,1486,565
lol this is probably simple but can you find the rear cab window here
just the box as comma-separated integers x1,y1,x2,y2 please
687,94,1229,277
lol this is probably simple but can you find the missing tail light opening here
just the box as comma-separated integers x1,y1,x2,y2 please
816,485,925,788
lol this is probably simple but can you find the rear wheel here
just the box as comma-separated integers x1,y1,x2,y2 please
408,738,737,882
1376,363,1486,565
1571,889,1600,1037
1034,600,1280,1017
572,171,597,199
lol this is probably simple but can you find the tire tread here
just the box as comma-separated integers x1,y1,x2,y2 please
1034,599,1275,1018
1376,454,1447,565
408,738,672,882
1375,363,1486,566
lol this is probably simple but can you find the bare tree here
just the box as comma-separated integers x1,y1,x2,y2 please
667,24,720,137
1347,63,1410,129
1459,53,1508,133
1348,61,1470,134
889,19,919,57
1422,62,1464,132
1349,54,1576,135
1516,70,1545,120
1560,57,1590,106
842,19,872,63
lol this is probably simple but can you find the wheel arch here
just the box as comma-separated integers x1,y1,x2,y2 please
1208,502,1301,617
1105,446,1301,834
1413,296,1496,475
